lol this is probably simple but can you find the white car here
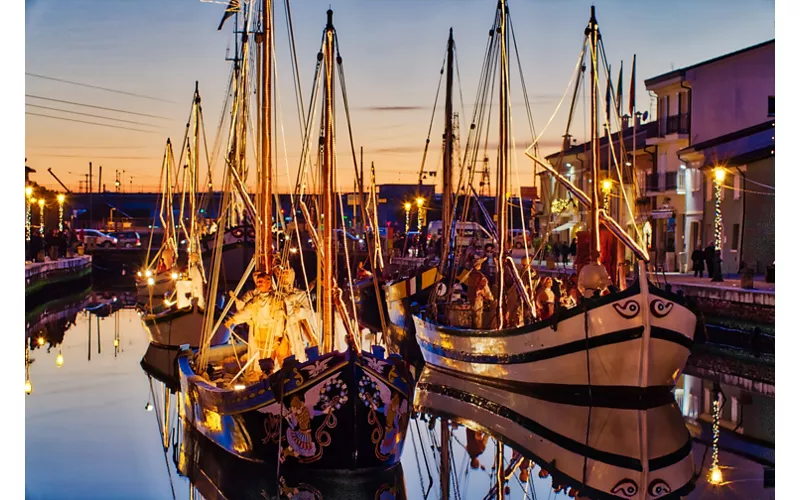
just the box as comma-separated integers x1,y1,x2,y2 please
80,229,118,248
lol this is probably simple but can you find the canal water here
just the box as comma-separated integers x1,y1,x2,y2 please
25,290,774,499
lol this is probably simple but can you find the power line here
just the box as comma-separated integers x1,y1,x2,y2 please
26,103,164,128
26,112,163,135
26,94,173,120
26,73,176,103
33,154,160,160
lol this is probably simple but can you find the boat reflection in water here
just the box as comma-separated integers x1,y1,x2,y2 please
174,418,408,500
414,366,697,499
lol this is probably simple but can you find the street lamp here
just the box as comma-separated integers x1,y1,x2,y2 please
712,167,725,282
57,194,66,232
404,202,412,233
416,196,425,233
38,198,45,236
601,179,612,213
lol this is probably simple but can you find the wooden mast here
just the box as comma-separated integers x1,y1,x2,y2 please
191,82,201,255
442,28,455,264
588,6,601,262
258,0,273,272
496,0,509,328
321,9,336,352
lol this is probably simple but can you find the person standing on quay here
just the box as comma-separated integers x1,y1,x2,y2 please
691,247,705,277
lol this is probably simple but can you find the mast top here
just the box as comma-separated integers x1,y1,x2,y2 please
586,5,598,34
327,9,333,29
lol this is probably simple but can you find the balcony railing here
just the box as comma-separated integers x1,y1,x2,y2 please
659,113,690,136
645,172,680,193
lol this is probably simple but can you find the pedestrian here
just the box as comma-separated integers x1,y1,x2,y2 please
569,237,577,258
691,247,705,277
704,242,716,279
561,242,570,269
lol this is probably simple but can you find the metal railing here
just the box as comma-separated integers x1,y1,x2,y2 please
660,113,690,136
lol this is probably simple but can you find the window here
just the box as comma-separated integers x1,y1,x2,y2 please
733,173,741,200
731,224,740,251
768,96,775,117
677,170,686,194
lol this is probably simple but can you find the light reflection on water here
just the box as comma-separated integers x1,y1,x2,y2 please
25,305,774,499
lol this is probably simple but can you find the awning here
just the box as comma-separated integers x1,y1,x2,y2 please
552,221,577,232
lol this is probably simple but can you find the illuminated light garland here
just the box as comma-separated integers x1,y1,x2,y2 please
57,194,65,232
709,397,722,485
38,199,45,236
714,170,723,251
404,202,412,233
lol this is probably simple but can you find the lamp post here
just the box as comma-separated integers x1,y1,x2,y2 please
601,179,612,213
25,186,33,241
38,198,45,236
711,167,725,282
416,196,425,233
404,202,412,233
57,194,66,232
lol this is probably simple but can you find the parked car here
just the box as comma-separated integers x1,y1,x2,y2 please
109,231,142,248
510,229,533,249
79,229,118,248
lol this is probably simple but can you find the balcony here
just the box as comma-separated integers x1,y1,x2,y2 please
645,172,680,193
659,113,690,137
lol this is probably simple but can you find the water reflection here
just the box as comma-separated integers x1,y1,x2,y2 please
25,299,774,499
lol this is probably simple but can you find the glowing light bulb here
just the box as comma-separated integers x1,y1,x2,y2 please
234,384,246,391
404,202,412,211
710,466,723,485
37,337,45,346
145,269,153,278
114,338,119,347
38,199,44,208
56,353,64,368
147,277,155,286
416,197,424,208
137,271,142,278
714,167,726,182
57,194,65,204
171,272,179,280
602,179,612,192
25,186,33,198
25,380,32,394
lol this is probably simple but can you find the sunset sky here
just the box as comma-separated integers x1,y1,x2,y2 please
25,0,774,194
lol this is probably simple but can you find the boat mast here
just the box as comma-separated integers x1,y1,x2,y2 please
321,9,336,352
442,28,455,260
588,6,601,261
441,420,451,499
496,0,509,327
191,82,200,255
258,0,273,272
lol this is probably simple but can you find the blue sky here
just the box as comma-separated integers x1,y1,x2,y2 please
25,0,775,192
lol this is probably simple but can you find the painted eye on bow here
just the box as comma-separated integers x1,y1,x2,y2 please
648,479,672,497
610,479,639,497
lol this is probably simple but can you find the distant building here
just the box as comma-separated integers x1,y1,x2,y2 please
647,39,774,274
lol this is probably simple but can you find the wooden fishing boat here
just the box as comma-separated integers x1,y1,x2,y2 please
174,411,408,499
415,366,697,500
200,223,255,285
414,4,696,398
178,4,413,472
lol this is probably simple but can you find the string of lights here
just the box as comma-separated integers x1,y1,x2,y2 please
709,397,723,485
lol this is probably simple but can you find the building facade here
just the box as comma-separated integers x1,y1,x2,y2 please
646,40,775,274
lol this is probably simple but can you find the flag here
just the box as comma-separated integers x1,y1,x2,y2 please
605,65,611,125
217,0,241,31
616,61,623,118
629,54,636,116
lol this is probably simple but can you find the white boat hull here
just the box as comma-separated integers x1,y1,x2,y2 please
413,278,695,394
415,366,696,499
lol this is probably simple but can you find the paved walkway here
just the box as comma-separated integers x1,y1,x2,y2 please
509,255,775,295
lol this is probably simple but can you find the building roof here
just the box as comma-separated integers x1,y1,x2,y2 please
545,121,658,161
678,120,774,168
645,39,774,87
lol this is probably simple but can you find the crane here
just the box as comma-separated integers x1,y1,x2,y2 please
48,168,72,193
